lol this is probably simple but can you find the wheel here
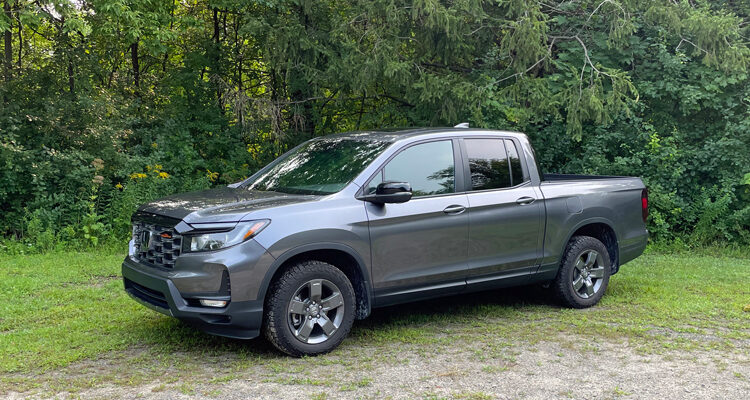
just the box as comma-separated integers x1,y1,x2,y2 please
263,260,356,356
553,236,611,308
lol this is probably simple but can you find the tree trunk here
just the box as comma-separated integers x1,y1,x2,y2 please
290,6,315,138
212,7,223,114
213,8,219,42
162,0,175,73
270,69,283,135
16,11,21,69
67,57,75,95
234,13,242,92
356,92,366,130
131,41,140,96
3,0,12,82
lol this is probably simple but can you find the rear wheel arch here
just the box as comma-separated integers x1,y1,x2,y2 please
561,220,619,274
260,243,372,320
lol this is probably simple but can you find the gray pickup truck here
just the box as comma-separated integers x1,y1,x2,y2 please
122,127,648,356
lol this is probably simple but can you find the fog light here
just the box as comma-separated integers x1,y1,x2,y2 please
199,299,228,308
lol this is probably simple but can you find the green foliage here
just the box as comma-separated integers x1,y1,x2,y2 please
106,164,211,240
0,0,749,249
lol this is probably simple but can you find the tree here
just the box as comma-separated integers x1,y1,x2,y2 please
0,0,748,245
2,0,12,83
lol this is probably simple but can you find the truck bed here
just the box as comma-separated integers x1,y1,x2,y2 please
542,173,632,181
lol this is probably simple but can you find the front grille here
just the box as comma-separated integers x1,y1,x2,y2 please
124,278,169,309
132,218,182,269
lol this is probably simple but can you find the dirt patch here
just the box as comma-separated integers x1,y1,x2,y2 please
5,333,749,400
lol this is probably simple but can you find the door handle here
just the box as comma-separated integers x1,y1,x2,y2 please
516,196,536,205
443,205,466,215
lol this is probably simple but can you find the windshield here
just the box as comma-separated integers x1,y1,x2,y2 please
245,138,390,195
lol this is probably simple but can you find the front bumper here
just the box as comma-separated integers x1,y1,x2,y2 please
121,240,275,339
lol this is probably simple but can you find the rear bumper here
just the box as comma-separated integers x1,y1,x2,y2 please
121,246,270,339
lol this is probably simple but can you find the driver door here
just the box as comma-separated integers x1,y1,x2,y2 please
364,139,469,305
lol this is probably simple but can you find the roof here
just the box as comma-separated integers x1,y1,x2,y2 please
322,127,528,142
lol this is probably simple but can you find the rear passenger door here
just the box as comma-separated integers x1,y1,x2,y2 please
461,137,543,288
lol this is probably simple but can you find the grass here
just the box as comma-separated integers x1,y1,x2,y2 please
1,247,749,394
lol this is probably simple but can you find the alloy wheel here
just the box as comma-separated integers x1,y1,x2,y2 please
287,279,345,344
571,250,605,299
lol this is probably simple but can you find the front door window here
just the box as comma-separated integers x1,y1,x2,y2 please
367,140,455,196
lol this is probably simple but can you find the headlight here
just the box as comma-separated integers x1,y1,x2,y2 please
184,220,270,252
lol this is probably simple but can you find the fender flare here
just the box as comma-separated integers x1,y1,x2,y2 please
257,242,373,315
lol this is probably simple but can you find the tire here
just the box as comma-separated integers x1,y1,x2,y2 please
263,260,356,356
553,236,611,309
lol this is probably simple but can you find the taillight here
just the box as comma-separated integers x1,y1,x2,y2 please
641,188,649,222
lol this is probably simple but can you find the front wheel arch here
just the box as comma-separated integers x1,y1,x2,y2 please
259,243,372,320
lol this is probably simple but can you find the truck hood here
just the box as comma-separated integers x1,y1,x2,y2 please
137,187,320,224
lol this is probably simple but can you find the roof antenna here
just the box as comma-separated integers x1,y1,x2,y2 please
454,122,469,128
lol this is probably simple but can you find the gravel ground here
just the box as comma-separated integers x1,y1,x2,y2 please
7,333,749,400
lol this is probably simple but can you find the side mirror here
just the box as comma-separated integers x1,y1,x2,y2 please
359,182,413,204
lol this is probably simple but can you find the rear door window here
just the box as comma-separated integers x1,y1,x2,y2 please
464,139,511,190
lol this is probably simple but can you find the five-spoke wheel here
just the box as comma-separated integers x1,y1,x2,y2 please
553,236,612,308
571,250,606,299
264,260,356,356
287,279,346,344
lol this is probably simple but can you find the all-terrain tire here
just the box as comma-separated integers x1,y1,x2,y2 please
553,235,611,309
263,260,356,356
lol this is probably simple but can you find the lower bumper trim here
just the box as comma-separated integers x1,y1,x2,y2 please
122,259,263,339
125,278,170,310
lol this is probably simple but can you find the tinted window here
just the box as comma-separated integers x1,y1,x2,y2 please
465,139,511,190
247,138,389,195
368,140,455,196
505,139,525,185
